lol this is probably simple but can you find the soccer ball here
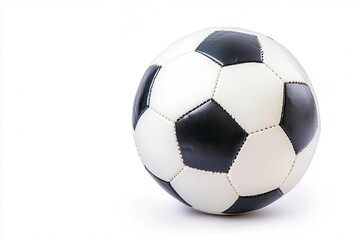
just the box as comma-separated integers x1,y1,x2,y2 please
132,27,320,215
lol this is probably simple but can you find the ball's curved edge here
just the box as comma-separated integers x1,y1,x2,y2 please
132,65,161,130
280,126,320,194
223,188,283,214
133,27,319,215
145,167,191,207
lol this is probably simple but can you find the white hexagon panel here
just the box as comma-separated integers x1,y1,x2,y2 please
134,108,184,181
150,52,221,121
213,63,284,133
258,35,310,84
228,126,295,196
171,167,238,214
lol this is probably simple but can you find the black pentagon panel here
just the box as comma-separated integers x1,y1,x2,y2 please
223,188,283,214
146,168,190,207
195,31,262,66
175,100,247,173
132,65,161,129
280,83,318,154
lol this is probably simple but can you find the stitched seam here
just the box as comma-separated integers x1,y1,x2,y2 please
162,51,194,66
179,166,226,175
212,100,244,132
286,81,309,85
212,68,222,98
170,166,186,182
257,35,310,84
262,58,310,85
227,136,247,173
148,107,187,172
212,100,249,173
177,99,212,121
249,124,278,135
148,107,173,123
263,63,309,85
281,125,319,186
256,35,264,62
137,108,186,180
257,36,308,86
222,61,262,67
136,109,186,181
226,174,240,196
176,99,247,174
257,36,285,85
264,63,285,84
279,124,296,153
173,123,186,167
195,51,223,66
281,155,297,186
279,125,320,185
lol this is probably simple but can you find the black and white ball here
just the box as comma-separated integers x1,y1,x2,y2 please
132,28,320,215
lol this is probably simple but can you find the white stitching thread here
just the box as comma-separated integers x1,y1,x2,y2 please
249,124,278,135
226,174,240,196
170,166,186,182
173,123,186,166
176,99,212,121
256,35,265,62
286,81,308,85
227,136,247,174
212,68,222,98
149,107,173,123
281,125,320,186
257,36,309,85
263,63,285,83
162,51,194,66
257,36,285,84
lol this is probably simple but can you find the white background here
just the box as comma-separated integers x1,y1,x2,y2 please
1,0,359,239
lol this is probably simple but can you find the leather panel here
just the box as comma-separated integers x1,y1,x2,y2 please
280,83,318,153
213,63,284,133
135,109,184,181
196,31,262,66
228,126,295,196
176,100,247,173
171,167,238,214
223,188,283,214
150,52,220,121
280,127,320,194
146,168,190,206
